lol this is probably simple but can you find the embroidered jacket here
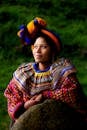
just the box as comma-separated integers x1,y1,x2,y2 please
4,58,87,121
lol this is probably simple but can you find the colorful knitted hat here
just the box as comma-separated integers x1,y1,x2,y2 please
17,17,62,53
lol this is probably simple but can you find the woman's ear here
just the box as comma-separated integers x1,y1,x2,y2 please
31,45,34,51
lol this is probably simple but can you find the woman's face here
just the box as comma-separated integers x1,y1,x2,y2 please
32,37,52,64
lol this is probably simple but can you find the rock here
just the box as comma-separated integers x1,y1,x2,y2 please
11,99,86,130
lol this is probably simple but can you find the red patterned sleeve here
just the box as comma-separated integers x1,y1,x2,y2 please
42,74,87,118
4,79,27,120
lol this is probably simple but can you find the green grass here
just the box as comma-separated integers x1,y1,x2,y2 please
73,58,87,95
0,93,10,130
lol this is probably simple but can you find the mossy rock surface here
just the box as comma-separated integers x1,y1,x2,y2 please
11,99,86,130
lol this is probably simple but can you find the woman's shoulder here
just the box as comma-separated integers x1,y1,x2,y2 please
51,57,77,77
55,57,73,66
52,57,75,68
12,62,35,89
17,62,33,70
13,62,34,78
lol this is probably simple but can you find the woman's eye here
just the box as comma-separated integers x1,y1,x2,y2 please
33,46,38,49
41,46,48,49
33,45,48,49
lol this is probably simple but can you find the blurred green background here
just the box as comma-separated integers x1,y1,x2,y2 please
0,0,87,129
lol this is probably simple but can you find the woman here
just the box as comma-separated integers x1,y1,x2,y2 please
4,17,87,126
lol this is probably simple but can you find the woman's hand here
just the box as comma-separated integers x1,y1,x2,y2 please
24,94,42,109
